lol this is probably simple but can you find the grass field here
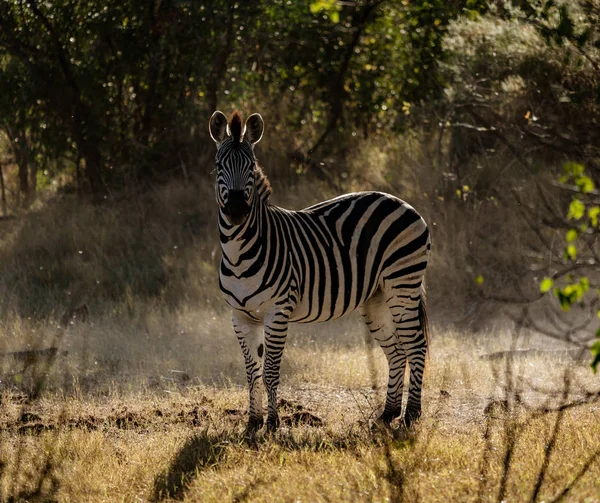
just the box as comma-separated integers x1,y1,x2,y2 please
1,313,598,503
0,181,598,502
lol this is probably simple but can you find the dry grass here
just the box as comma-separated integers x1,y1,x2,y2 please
0,163,598,503
0,321,599,503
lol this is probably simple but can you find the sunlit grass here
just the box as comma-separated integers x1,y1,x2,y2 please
0,144,598,502
1,314,598,502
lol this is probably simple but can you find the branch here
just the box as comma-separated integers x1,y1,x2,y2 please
308,0,384,156
550,447,600,502
28,0,80,99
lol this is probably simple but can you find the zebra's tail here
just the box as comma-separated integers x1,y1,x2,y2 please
419,287,430,368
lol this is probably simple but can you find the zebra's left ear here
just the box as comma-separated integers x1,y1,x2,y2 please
244,113,264,146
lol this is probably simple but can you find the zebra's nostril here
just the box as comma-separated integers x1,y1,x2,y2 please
224,190,250,225
227,190,246,209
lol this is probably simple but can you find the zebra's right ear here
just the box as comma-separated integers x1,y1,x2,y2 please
209,111,229,144
244,113,264,146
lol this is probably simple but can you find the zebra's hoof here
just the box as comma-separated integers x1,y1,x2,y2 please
266,415,280,433
244,416,264,437
370,419,390,433
403,407,421,429
370,411,398,432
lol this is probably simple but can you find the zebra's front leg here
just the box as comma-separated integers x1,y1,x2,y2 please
263,312,289,432
233,313,265,435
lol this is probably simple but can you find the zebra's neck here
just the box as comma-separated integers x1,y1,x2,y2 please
254,165,271,202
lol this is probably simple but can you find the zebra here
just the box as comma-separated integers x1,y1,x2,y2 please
209,110,431,434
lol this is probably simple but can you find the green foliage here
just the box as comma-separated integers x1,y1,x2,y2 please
591,335,600,373
540,277,553,293
546,162,600,369
588,207,600,228
552,277,588,312
564,243,577,261
561,162,595,194
0,0,492,194
565,229,578,243
310,0,340,23
567,199,585,220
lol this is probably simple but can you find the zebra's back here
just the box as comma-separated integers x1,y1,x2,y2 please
286,191,430,323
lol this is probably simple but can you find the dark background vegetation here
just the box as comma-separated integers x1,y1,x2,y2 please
0,0,600,350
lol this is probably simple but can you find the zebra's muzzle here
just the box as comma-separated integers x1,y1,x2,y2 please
224,190,250,226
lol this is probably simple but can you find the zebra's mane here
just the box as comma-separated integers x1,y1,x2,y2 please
255,164,272,202
229,110,243,142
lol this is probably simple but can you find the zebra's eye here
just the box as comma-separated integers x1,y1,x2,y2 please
244,187,251,201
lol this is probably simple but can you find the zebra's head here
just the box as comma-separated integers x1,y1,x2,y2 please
209,110,264,226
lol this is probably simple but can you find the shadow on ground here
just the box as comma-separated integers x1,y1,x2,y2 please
152,431,229,502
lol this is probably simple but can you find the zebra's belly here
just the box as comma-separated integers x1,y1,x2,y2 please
289,298,355,323
289,275,379,323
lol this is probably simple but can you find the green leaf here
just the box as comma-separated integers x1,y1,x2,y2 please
564,162,584,176
591,340,600,373
575,175,595,194
565,244,577,260
540,277,553,293
475,274,484,286
309,0,339,19
566,229,578,242
309,2,322,14
589,206,600,227
567,199,585,220
555,288,571,311
554,285,583,311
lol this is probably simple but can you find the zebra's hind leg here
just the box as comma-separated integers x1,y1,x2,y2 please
360,291,406,427
233,312,265,435
386,286,428,429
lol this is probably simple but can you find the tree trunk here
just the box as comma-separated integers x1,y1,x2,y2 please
0,162,7,216
308,0,382,157
206,6,235,114
29,0,106,197
9,136,31,208
78,141,105,196
18,155,28,208
29,157,38,204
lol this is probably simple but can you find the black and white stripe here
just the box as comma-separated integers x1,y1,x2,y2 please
209,111,431,433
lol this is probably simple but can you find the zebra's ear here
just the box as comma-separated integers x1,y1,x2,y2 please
244,113,264,146
209,111,229,144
